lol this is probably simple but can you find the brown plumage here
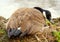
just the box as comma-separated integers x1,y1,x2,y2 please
6,8,46,38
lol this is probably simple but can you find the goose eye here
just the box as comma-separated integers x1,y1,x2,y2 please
17,27,21,30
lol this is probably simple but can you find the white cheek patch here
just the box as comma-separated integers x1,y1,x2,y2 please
17,27,21,30
43,11,46,18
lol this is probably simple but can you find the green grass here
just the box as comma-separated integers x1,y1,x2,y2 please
52,31,60,42
0,29,6,34
0,29,9,42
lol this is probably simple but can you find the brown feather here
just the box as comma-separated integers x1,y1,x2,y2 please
6,8,46,35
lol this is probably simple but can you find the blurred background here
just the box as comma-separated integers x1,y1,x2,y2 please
0,0,60,19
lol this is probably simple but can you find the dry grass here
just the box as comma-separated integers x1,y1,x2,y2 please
0,16,60,42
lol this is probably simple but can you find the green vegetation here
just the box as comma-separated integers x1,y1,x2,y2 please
0,29,6,34
0,29,8,42
52,31,60,42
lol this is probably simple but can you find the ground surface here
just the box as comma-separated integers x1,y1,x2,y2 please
0,16,60,42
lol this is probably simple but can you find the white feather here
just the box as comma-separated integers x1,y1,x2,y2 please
43,11,46,18
17,27,21,30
